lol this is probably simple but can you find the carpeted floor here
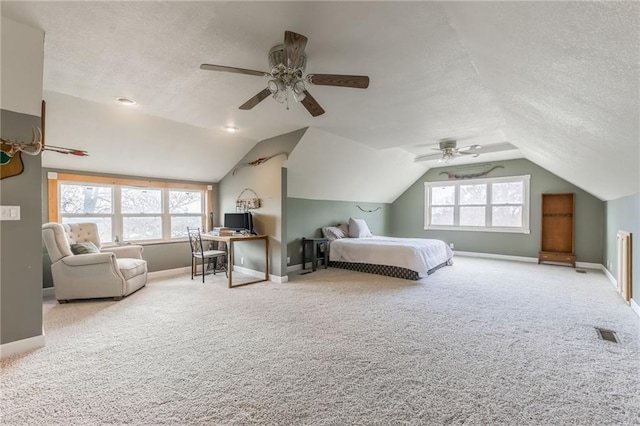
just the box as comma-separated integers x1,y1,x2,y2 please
1,257,639,425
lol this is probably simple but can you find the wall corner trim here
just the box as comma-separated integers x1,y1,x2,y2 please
0,332,46,359
630,298,640,319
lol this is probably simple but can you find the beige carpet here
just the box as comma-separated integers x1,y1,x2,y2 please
1,257,639,425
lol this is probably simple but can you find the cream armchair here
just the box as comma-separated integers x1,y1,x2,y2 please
42,222,148,303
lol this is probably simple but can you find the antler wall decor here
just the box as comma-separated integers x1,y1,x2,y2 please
1,127,89,180
232,152,288,175
439,165,504,180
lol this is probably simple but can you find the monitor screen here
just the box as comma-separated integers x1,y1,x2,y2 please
224,212,253,232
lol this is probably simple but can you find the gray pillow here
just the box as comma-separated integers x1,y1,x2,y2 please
70,242,100,255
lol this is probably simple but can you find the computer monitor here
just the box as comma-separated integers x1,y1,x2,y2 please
224,212,253,233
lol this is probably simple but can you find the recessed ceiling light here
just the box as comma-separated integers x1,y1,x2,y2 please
116,97,137,106
224,125,238,133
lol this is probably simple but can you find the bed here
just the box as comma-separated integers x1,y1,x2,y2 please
320,218,454,280
328,236,454,280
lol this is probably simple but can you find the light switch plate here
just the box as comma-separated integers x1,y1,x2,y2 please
0,206,21,221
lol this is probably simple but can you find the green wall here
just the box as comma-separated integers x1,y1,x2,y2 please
1,110,43,345
389,158,604,263
286,197,391,266
604,193,639,305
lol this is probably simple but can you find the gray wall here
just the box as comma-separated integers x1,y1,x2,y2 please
1,110,43,344
285,197,391,266
217,128,305,277
604,193,639,305
390,158,604,263
41,168,217,287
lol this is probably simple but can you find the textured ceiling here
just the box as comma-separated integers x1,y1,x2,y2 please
1,1,638,200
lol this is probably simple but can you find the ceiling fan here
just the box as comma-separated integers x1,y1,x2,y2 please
415,139,482,164
200,30,370,117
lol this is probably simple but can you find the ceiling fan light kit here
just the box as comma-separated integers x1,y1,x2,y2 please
200,30,370,117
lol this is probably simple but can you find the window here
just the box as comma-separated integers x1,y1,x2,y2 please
425,175,530,233
52,173,210,243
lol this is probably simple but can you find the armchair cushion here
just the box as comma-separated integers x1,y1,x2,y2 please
117,258,147,281
70,242,100,255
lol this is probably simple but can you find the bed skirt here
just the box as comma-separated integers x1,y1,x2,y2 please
328,261,420,280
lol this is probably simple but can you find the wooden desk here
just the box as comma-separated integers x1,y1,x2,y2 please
202,234,269,288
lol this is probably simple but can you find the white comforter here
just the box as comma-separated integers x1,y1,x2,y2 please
329,236,453,276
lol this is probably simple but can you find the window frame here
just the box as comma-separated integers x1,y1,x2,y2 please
424,174,530,234
49,172,212,244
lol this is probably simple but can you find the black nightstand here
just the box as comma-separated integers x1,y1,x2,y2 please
301,237,329,272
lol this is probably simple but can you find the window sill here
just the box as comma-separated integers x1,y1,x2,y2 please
424,226,530,234
102,239,190,247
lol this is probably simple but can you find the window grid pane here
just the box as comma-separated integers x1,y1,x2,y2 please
171,216,204,237
123,216,162,240
459,184,487,205
431,207,454,226
169,190,203,214
431,186,455,205
60,184,112,214
460,206,486,227
121,188,162,214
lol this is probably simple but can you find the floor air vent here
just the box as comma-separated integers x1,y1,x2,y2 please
596,327,620,343
575,269,587,274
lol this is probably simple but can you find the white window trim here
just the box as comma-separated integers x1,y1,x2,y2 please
424,174,530,234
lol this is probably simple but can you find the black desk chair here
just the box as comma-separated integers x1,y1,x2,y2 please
187,227,227,282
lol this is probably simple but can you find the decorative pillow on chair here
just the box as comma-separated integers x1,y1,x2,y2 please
321,226,348,242
70,241,100,255
348,218,373,238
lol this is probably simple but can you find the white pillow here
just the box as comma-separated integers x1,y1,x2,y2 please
348,218,373,238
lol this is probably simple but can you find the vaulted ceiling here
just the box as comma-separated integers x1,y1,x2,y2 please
2,1,638,200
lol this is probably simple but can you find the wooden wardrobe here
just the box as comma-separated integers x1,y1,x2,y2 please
538,193,576,267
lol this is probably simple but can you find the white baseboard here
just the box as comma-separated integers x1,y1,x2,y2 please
232,265,287,283
42,287,55,298
454,251,537,264
631,299,640,318
454,251,602,270
602,265,617,288
0,332,45,359
287,264,303,273
148,266,190,281
575,261,602,270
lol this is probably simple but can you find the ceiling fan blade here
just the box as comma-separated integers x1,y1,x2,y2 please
284,31,308,69
239,88,272,110
300,90,325,117
457,144,482,152
200,64,268,77
458,151,480,157
307,74,370,89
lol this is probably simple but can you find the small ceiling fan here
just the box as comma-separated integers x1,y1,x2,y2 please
415,139,482,163
200,30,370,117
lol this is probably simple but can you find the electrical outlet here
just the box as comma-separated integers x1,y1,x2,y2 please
449,243,454,249
240,257,244,265
287,256,291,264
